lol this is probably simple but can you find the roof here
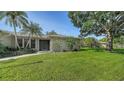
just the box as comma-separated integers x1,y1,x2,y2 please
0,29,12,36
0,30,80,40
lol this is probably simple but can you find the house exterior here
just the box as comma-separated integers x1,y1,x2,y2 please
0,31,81,52
99,42,107,48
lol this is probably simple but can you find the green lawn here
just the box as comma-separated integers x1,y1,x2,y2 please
0,48,124,80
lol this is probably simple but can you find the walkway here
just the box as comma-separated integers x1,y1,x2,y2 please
0,51,50,61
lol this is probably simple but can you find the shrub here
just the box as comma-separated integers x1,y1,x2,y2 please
6,47,18,51
83,37,100,48
0,43,7,54
66,37,81,51
23,48,38,53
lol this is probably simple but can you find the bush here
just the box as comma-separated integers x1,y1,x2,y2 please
66,37,81,51
0,43,7,54
6,47,18,51
25,48,38,53
0,46,38,58
83,37,100,48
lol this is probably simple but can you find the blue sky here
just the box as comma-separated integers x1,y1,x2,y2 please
0,11,80,37
27,11,81,36
0,11,103,39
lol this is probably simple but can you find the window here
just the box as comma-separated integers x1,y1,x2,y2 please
31,39,35,48
17,39,22,47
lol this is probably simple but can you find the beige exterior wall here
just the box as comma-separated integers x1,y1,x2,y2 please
50,37,80,52
50,38,69,52
0,35,15,48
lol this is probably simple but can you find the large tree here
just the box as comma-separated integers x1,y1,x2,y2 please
21,21,43,48
0,11,28,49
68,11,124,51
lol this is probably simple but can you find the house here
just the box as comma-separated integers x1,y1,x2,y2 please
0,30,81,52
99,42,107,48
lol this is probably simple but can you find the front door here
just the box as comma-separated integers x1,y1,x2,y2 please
39,40,50,51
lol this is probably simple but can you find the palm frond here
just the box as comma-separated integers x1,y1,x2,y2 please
21,21,43,36
0,11,29,28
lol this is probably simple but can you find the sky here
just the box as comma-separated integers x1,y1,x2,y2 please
0,11,103,39
0,11,80,36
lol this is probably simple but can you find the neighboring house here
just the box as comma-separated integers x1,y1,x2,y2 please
99,42,107,48
0,30,80,52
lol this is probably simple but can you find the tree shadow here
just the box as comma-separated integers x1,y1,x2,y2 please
80,47,124,55
0,59,16,64
112,49,124,54
80,47,105,52
80,48,89,51
93,48,106,52
0,60,43,79
0,61,43,70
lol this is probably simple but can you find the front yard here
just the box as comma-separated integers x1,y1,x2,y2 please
0,48,124,80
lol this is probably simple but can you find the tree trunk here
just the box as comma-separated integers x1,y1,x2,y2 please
25,33,31,48
107,31,113,51
13,23,20,50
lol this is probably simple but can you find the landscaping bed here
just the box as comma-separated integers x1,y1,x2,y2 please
0,46,38,58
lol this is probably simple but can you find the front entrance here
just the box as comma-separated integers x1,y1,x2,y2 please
39,40,50,51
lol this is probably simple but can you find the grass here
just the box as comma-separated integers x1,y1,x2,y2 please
0,48,124,80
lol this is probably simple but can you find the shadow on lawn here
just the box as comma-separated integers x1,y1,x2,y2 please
0,59,16,64
0,61,43,70
80,47,124,54
80,48,105,52
0,61,43,79
112,49,124,54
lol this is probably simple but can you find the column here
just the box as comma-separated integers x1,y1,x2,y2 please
22,38,24,48
37,39,39,51
29,39,31,48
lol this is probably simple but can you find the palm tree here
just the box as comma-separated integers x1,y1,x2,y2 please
21,21,43,48
0,11,28,49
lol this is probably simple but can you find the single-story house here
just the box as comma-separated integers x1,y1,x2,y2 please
0,30,81,52
99,42,107,48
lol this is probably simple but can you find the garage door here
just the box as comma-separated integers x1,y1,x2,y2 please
39,40,50,51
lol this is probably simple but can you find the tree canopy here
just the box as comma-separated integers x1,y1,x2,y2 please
99,38,107,42
68,11,124,51
22,21,43,36
0,11,29,49
0,11,28,28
